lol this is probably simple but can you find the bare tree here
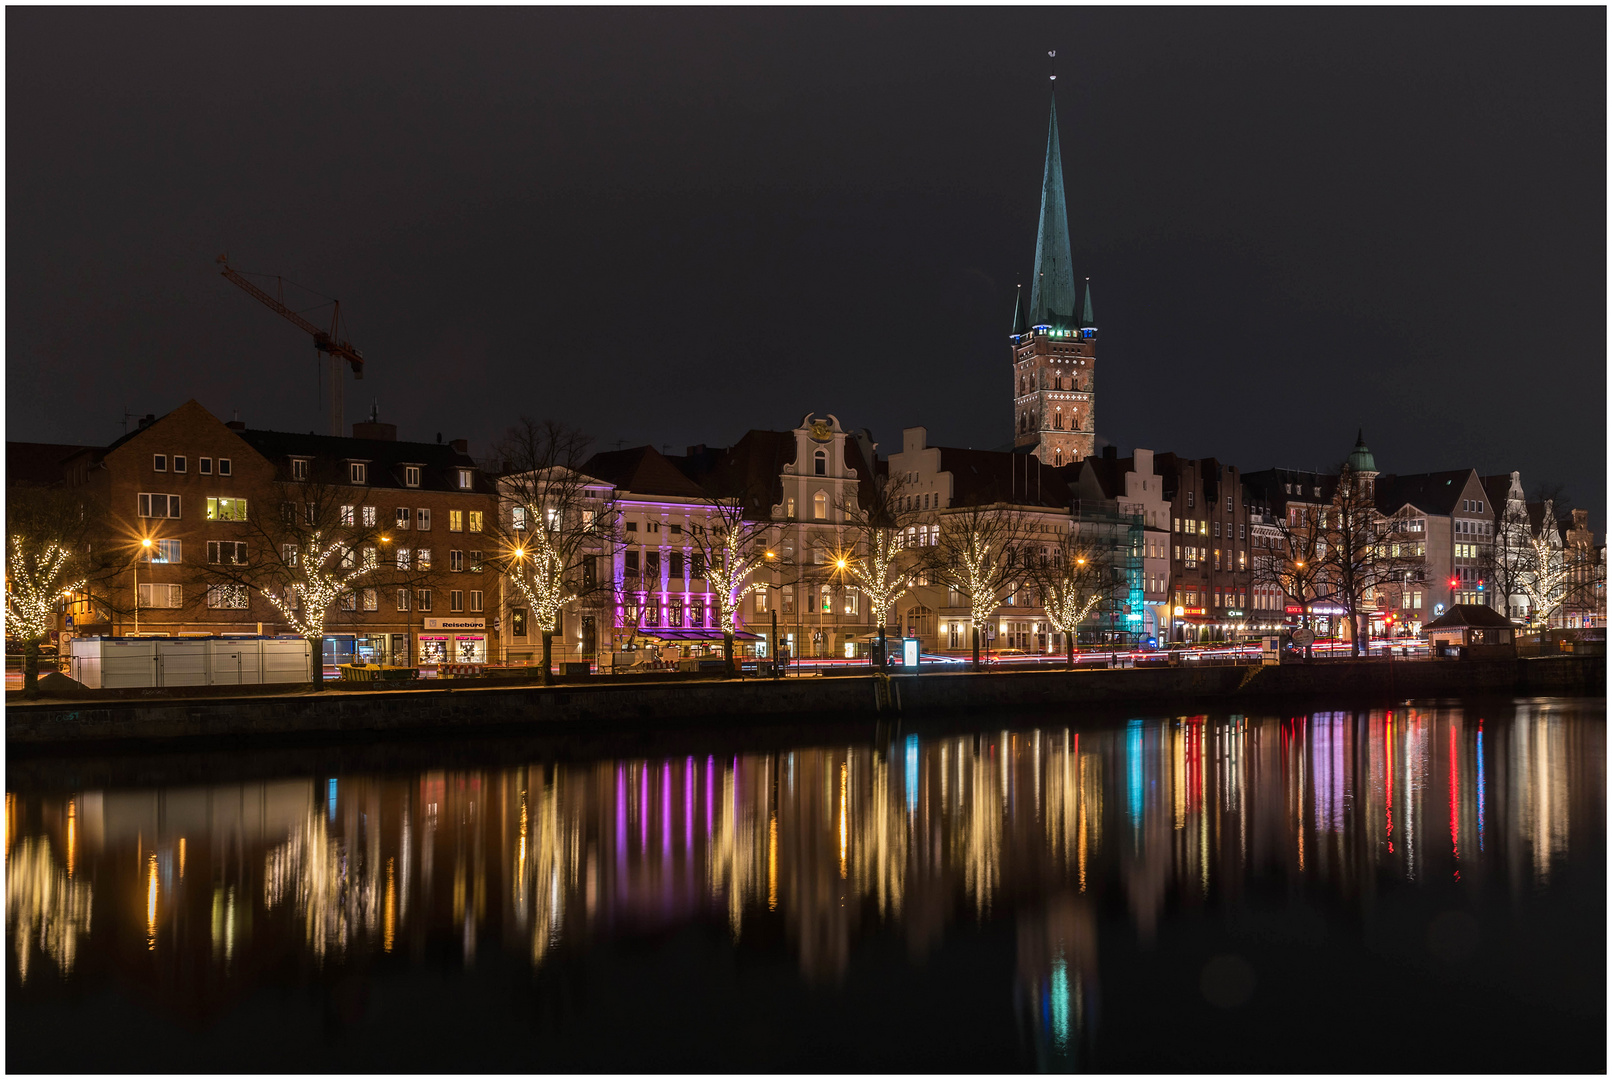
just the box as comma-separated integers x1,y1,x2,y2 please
198,465,391,687
927,503,1030,671
1250,498,1333,659
684,495,774,675
1022,528,1122,669
1323,464,1415,657
488,419,619,684
1479,496,1533,622
833,471,923,668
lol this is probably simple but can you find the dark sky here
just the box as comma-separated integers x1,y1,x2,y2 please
8,8,1606,524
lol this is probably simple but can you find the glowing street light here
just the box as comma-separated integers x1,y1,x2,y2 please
134,535,154,635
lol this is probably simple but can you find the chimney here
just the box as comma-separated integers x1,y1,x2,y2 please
1102,445,1117,459
685,444,706,457
352,421,397,441
225,419,246,432
137,413,156,430
449,438,468,454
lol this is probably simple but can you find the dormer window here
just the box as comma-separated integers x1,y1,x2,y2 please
457,468,473,489
405,466,421,488
291,459,308,481
349,462,367,484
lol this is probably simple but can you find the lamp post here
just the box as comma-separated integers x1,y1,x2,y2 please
133,536,153,636
764,550,780,678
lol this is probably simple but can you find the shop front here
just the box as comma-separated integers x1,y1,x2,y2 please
417,617,489,667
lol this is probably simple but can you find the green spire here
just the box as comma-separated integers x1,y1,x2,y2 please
1080,277,1095,326
1009,283,1025,335
1028,91,1076,326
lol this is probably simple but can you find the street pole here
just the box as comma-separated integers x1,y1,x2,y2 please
771,605,779,679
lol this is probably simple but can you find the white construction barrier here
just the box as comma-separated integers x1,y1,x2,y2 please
68,637,312,690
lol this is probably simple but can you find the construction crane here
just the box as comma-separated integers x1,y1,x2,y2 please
217,255,365,436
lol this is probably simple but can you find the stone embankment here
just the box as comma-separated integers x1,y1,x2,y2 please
6,655,1602,748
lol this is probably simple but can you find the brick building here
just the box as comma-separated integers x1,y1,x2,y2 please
1155,454,1252,643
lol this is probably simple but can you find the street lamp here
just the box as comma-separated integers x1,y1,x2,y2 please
132,536,154,636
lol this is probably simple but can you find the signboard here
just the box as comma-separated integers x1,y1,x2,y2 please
65,615,75,628
1181,607,1206,616
1292,628,1316,647
422,618,486,631
902,637,920,668
1226,609,1244,617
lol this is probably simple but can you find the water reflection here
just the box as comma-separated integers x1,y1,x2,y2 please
6,702,1602,1014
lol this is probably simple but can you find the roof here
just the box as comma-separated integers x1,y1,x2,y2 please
936,445,1071,509
675,429,799,516
1241,468,1338,513
234,428,488,494
581,445,709,500
6,442,96,487
1423,604,1515,629
1346,430,1376,474
1373,470,1477,517
1479,474,1516,516
1027,90,1077,328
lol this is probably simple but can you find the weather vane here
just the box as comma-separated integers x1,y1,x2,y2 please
1049,49,1056,82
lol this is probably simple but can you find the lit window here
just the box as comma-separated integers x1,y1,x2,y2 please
363,588,378,611
469,590,483,613
362,506,377,527
457,468,473,489
205,497,247,521
417,548,431,570
417,508,431,531
396,507,412,530
449,510,464,532
813,491,827,520
341,504,355,526
468,511,483,532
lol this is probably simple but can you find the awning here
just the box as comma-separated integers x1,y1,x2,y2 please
639,629,763,643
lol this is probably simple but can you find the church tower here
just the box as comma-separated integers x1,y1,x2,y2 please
1010,82,1098,466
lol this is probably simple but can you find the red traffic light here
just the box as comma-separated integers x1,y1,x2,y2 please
1448,577,1460,589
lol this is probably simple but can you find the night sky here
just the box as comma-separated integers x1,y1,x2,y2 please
7,9,1605,525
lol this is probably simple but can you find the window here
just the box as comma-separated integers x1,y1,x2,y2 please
625,550,639,577
415,548,432,570
468,510,483,533
341,504,356,526
350,463,368,484
692,553,706,579
218,459,231,477
449,510,463,532
1187,492,1194,508
1239,523,1246,540
363,588,378,611
1226,495,1233,512
339,592,356,611
206,584,248,609
153,454,167,472
146,539,182,564
457,469,473,490
511,507,526,531
450,550,464,572
416,588,432,612
290,459,307,480
339,546,356,569
626,521,638,534
200,457,213,475
396,547,411,570
469,590,483,613
647,521,660,534
282,543,298,566
754,591,768,614
469,550,483,572
1214,521,1221,537
844,591,859,616
396,507,413,530
207,540,248,565
1475,500,1483,513
511,608,528,637
450,590,464,613
404,466,421,488
396,589,410,611
669,552,684,579
417,508,431,531
173,455,187,473
787,497,796,517
138,493,182,519
814,450,827,476
357,505,374,527
137,583,182,608
205,497,247,521
645,551,660,578
814,491,828,520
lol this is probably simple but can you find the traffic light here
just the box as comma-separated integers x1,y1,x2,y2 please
1477,579,1485,592
1448,576,1460,590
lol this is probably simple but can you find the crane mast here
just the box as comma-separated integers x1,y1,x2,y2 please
217,256,365,436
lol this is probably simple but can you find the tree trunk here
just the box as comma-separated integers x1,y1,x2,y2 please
1348,606,1361,658
972,625,981,672
1303,606,1314,661
1066,633,1075,671
310,637,325,688
23,638,40,696
723,629,735,676
877,624,886,670
541,630,554,686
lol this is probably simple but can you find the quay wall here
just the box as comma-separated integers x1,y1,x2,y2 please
6,656,1602,748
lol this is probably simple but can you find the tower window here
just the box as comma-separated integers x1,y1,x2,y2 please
814,450,826,476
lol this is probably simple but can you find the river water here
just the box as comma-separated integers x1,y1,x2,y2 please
6,698,1604,1072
